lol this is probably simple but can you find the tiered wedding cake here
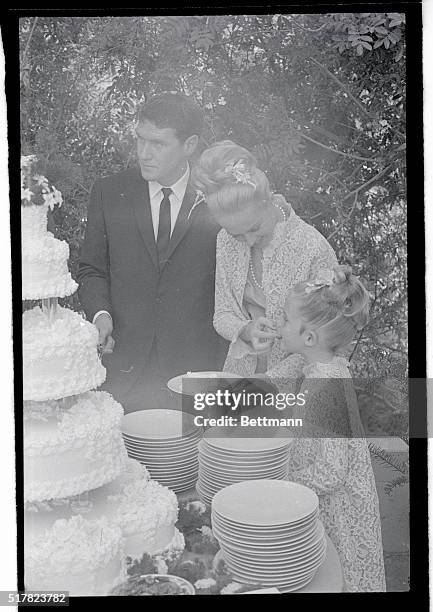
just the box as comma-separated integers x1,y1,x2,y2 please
22,156,184,596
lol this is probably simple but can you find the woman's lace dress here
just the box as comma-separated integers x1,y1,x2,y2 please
287,357,386,592
214,204,337,377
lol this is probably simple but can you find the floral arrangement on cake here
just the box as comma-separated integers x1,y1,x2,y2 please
21,154,63,209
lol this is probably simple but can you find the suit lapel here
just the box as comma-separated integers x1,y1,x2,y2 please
126,168,159,270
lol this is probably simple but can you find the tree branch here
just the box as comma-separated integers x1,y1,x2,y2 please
22,17,39,65
308,57,405,141
342,163,395,201
327,190,359,242
299,131,378,162
309,57,373,119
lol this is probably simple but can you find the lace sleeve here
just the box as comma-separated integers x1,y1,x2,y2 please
213,231,250,343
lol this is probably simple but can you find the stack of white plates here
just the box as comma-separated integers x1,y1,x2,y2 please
122,409,201,493
211,480,326,592
196,427,291,506
167,371,241,396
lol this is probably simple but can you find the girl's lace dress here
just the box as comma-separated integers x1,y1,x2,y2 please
287,357,386,592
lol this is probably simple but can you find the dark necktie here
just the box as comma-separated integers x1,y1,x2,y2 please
156,187,172,269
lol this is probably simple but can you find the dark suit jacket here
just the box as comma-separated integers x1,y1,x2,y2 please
77,166,227,399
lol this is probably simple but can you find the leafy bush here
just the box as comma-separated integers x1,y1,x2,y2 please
19,14,407,400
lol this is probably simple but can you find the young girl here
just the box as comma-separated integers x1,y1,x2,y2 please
276,265,386,592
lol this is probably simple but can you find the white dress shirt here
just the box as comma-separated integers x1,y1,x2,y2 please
148,164,190,239
93,164,190,325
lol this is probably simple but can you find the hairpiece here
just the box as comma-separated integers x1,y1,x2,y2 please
224,159,256,188
304,269,336,294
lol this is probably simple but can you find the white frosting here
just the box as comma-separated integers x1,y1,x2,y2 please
23,305,106,401
21,205,77,300
21,194,184,594
25,459,182,571
24,391,128,502
24,515,125,596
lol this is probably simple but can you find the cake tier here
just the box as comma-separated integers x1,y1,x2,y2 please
21,204,77,300
24,459,181,560
23,305,106,401
24,515,125,597
24,391,128,502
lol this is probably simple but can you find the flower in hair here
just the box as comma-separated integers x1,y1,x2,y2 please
225,159,256,188
305,269,336,294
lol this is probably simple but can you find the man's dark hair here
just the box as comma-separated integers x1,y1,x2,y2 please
137,92,204,142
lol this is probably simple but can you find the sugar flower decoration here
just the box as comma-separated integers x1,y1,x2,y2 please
21,188,34,202
305,269,336,294
224,159,256,188
20,155,63,209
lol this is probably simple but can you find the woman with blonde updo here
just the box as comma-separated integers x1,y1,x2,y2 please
277,265,386,592
193,140,338,377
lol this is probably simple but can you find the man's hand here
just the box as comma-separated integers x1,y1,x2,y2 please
240,316,278,353
94,313,115,355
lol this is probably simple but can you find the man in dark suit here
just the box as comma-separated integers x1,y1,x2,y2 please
77,93,227,413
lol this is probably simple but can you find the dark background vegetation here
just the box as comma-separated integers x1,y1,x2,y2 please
19,13,407,435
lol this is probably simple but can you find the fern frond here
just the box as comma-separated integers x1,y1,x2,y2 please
368,442,408,474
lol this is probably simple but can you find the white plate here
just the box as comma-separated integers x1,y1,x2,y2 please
143,457,198,469
199,441,289,461
199,446,290,462
211,517,322,545
222,540,327,569
123,431,201,448
197,464,287,481
122,409,197,439
198,462,287,479
124,429,201,444
126,446,198,464
211,509,318,535
212,524,324,553
212,517,321,544
155,478,198,491
147,468,199,481
223,549,326,580
149,466,198,481
203,428,292,452
211,551,318,591
167,371,242,395
212,480,318,526
229,567,319,588
196,483,213,503
125,447,198,462
199,450,288,470
198,473,287,494
218,534,326,565
221,546,326,576
150,468,198,481
125,454,198,469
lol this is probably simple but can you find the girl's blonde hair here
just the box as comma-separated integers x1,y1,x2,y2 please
192,140,271,215
289,265,371,353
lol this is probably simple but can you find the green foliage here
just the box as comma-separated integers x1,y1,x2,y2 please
369,440,409,495
19,14,407,395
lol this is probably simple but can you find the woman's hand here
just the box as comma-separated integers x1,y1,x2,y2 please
240,316,278,353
